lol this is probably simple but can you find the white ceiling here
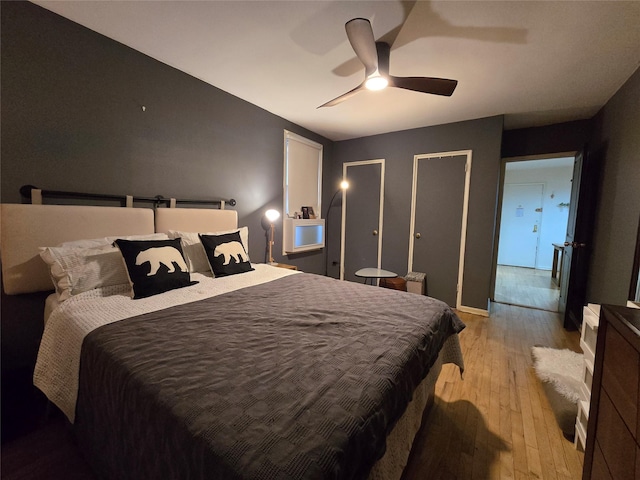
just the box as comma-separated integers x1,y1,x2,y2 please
33,1,640,141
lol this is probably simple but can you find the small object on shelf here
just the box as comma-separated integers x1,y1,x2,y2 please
301,206,315,219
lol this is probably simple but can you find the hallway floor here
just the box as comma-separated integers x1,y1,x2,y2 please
494,265,560,312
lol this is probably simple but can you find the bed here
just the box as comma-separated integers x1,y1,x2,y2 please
0,203,464,480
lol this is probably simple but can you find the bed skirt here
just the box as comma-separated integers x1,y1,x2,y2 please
368,333,463,479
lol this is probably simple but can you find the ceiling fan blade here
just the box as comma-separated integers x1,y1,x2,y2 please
389,76,458,97
345,18,378,76
322,18,457,107
317,82,366,108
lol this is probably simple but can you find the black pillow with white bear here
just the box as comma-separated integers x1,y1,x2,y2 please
199,231,254,277
115,238,198,299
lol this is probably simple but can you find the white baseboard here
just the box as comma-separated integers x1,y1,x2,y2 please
456,304,490,317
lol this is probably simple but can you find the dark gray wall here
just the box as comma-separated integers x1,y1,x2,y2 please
1,1,332,275
500,68,640,307
588,67,640,305
3,2,637,339
332,116,504,311
0,1,333,374
501,119,592,158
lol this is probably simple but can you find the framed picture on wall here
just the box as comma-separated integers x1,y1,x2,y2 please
301,206,315,219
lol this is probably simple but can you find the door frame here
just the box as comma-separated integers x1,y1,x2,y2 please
340,159,386,281
408,150,472,310
490,151,577,302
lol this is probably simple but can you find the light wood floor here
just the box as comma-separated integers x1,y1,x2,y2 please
403,303,584,480
494,265,560,312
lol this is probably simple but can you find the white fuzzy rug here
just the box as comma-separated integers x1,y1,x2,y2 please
531,346,583,404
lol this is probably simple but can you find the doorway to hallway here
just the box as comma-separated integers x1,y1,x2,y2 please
494,156,574,311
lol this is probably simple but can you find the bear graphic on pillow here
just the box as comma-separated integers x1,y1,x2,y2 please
213,241,247,265
135,246,188,276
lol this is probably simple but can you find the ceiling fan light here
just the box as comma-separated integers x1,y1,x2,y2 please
365,75,388,91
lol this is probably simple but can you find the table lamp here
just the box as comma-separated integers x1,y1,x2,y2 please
265,209,280,264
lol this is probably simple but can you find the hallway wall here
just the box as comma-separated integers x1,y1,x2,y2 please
500,160,573,270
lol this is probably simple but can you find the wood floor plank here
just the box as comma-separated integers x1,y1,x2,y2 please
500,447,516,480
542,399,572,478
511,408,530,477
532,402,559,480
404,302,584,479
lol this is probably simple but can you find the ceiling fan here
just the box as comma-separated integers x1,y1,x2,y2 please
319,18,458,108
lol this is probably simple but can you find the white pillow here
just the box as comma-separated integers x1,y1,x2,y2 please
58,233,167,249
168,227,249,273
39,233,169,301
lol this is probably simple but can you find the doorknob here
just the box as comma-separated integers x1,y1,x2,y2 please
372,230,378,236
415,233,421,239
564,241,587,248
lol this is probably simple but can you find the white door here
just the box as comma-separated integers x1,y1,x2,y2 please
498,183,544,267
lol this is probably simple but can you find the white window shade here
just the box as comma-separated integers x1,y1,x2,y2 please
284,131,322,217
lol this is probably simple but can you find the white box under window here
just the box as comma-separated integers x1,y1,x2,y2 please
283,218,325,254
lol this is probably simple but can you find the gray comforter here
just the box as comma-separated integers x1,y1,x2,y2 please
75,273,464,480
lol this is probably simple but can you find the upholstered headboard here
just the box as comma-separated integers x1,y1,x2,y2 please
154,208,237,234
0,204,155,295
0,204,240,295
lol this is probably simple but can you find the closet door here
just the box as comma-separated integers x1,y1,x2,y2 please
341,160,385,282
409,152,471,307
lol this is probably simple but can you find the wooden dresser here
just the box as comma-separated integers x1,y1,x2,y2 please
583,304,640,480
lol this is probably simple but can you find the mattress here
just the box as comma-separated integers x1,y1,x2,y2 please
44,293,62,325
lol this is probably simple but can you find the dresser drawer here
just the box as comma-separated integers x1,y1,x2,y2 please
602,324,639,436
583,306,640,480
591,442,613,480
596,391,636,479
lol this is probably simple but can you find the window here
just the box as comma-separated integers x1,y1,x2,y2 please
283,130,322,219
